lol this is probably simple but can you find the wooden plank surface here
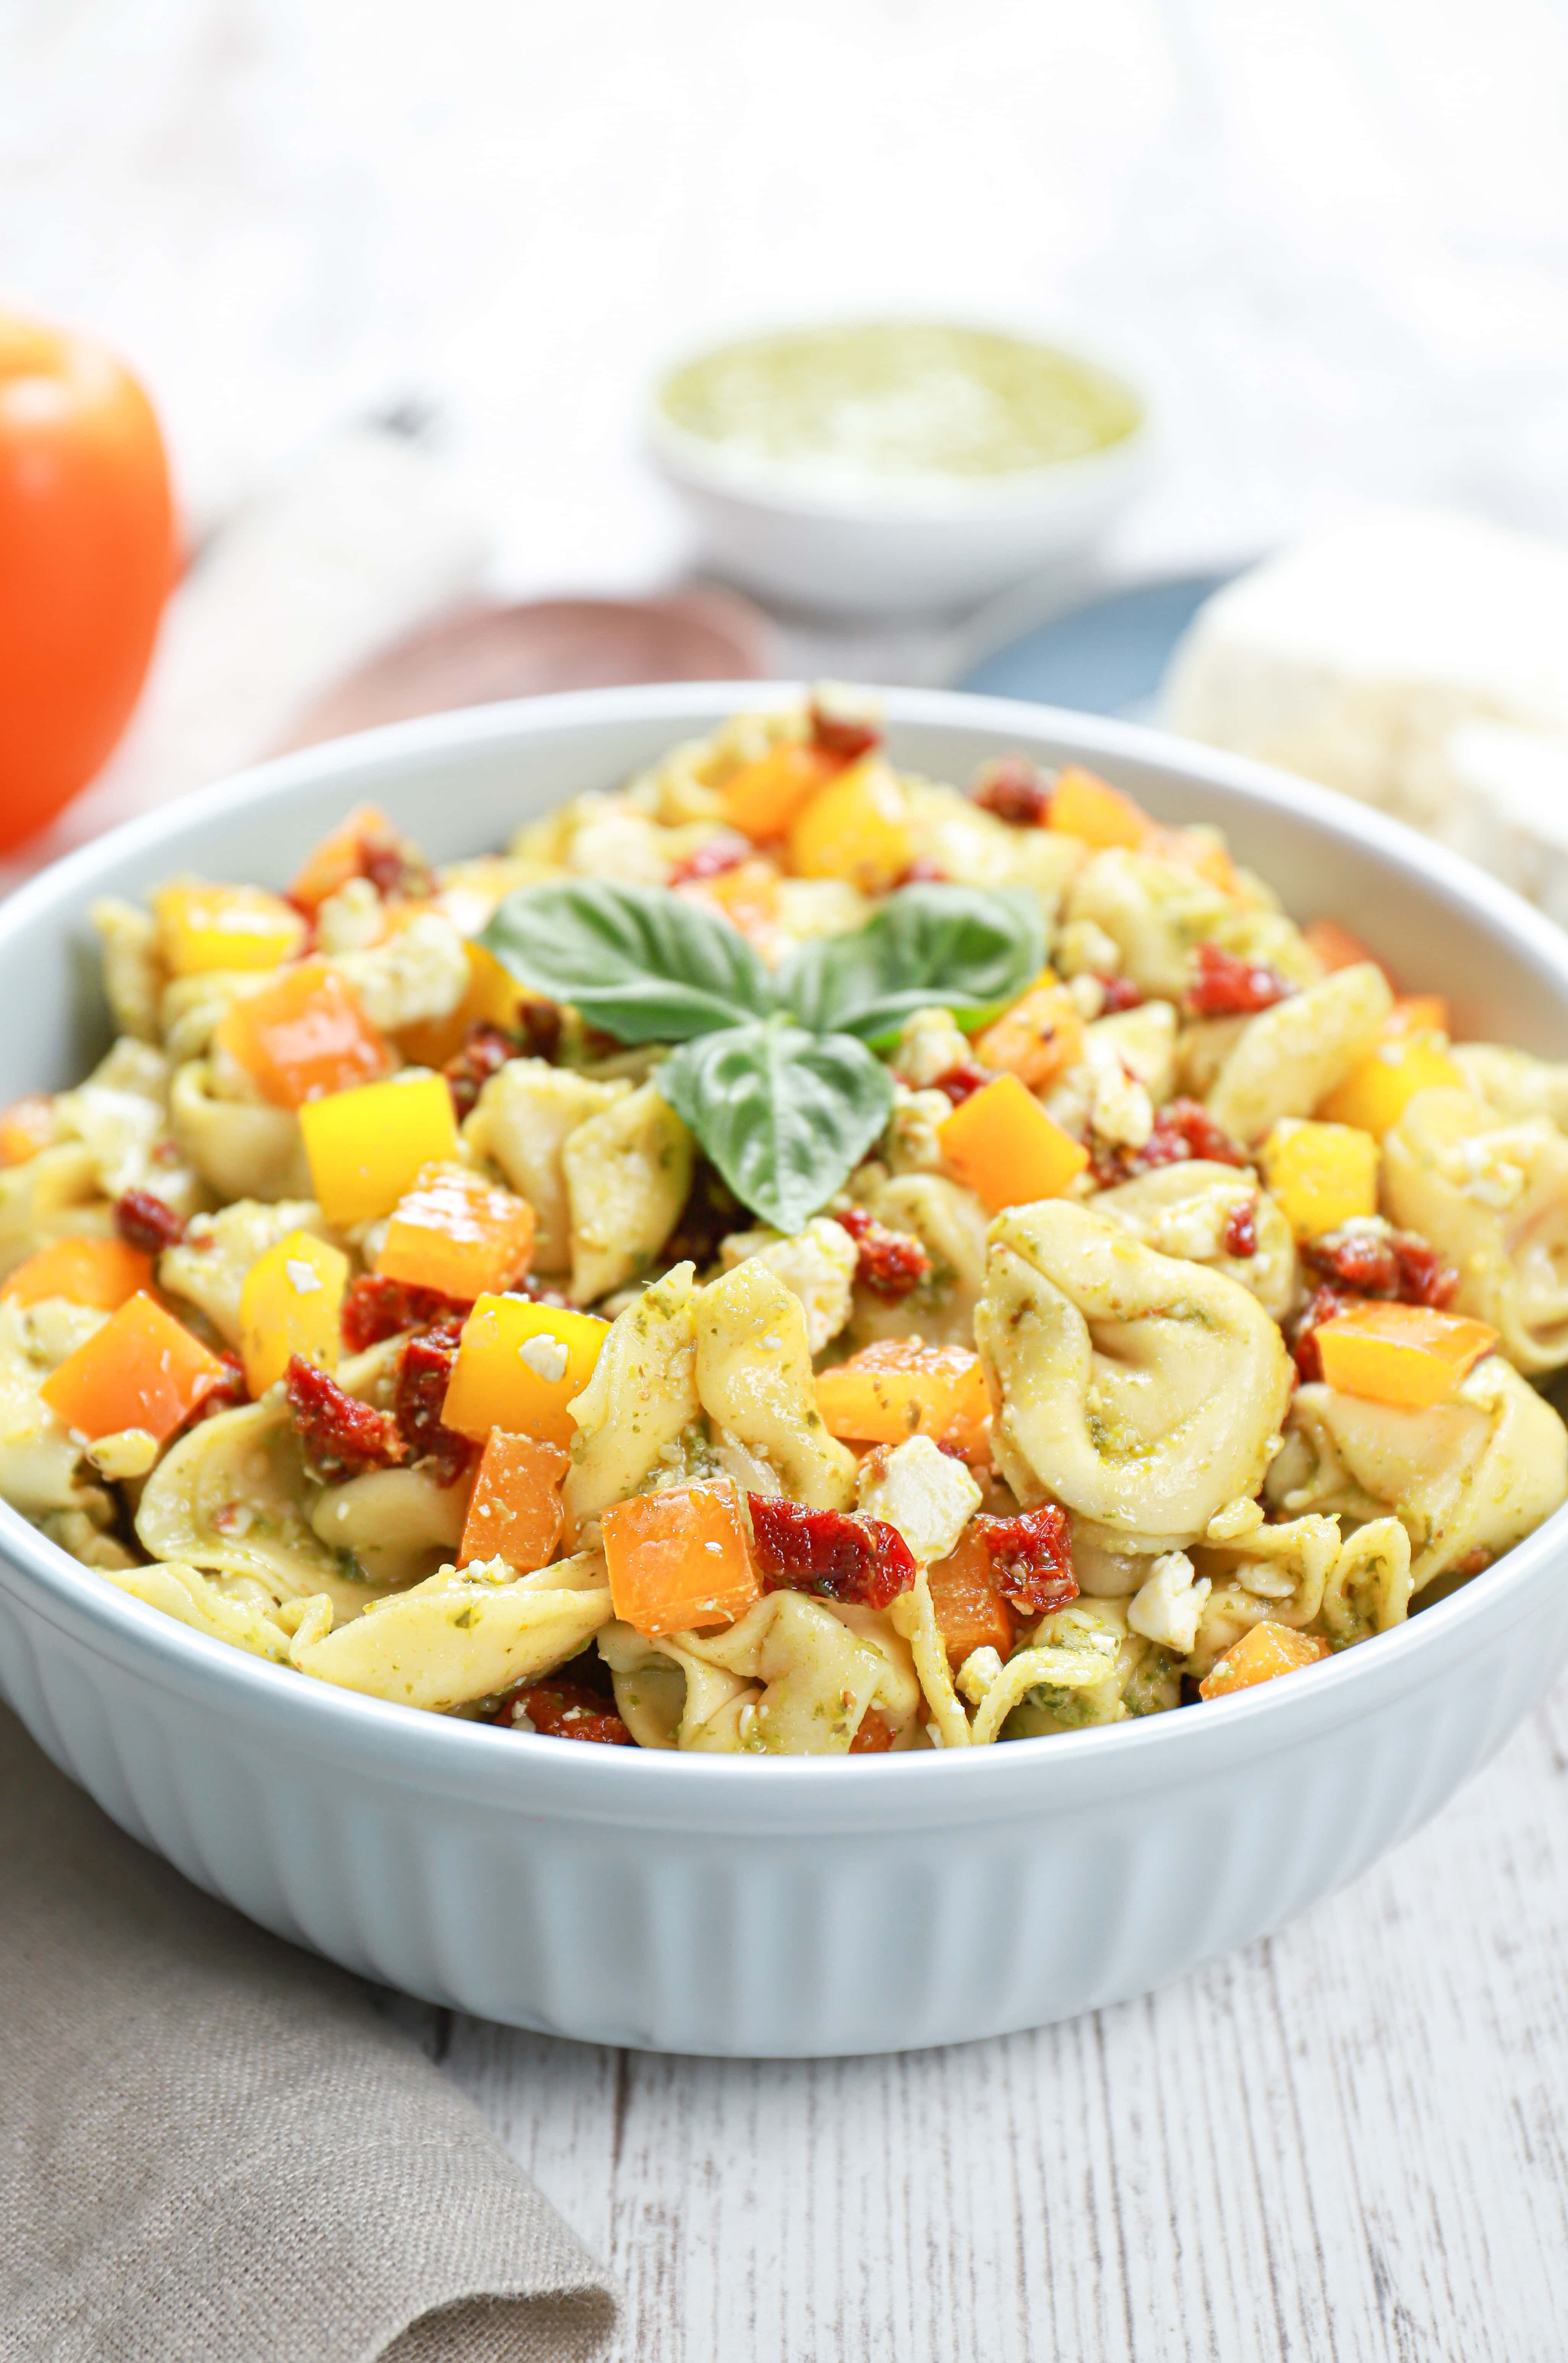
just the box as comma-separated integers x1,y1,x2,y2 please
378,1670,1568,2362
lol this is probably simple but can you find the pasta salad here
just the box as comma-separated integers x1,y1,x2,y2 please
3,691,1566,1756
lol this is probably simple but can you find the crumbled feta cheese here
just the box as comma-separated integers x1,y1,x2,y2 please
893,1006,972,1089
1127,1550,1211,1655
1055,917,1122,979
856,1434,982,1566
957,1645,1004,1704
285,1259,323,1295
519,1333,569,1383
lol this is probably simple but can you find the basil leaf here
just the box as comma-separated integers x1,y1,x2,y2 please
657,1019,894,1234
480,881,776,1044
778,882,1046,1043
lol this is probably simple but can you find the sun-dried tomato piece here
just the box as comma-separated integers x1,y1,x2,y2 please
971,755,1052,826
358,826,435,903
1289,1283,1356,1384
1186,940,1294,1017
443,1022,517,1121
1391,1233,1459,1309
1094,973,1144,1013
394,1320,474,1486
495,1679,634,1745
832,1206,932,1301
669,831,751,886
1092,1097,1250,1187
286,1355,406,1481
114,1188,186,1255
190,1348,248,1423
1221,1197,1259,1260
514,1001,564,1065
894,859,947,887
810,701,882,762
1303,1225,1459,1310
341,1273,470,1354
747,1494,917,1610
849,1708,896,1754
929,1062,990,1107
975,1504,1077,1616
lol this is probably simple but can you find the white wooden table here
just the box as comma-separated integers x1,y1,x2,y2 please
10,6,1568,2354
371,1666,1568,2362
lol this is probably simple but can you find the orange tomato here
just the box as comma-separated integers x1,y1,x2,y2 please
0,313,175,850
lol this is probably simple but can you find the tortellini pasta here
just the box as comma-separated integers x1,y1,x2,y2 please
1381,1087,1568,1373
1266,1356,1568,1591
975,1201,1293,1549
1205,962,1393,1144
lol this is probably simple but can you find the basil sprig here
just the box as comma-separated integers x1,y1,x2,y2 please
480,877,1043,1231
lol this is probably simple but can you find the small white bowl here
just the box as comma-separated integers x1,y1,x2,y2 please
3,684,1568,2056
648,323,1154,616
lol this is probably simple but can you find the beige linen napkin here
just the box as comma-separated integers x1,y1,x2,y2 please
0,1706,616,2363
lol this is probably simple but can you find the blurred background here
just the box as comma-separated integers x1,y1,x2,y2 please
5,0,1568,866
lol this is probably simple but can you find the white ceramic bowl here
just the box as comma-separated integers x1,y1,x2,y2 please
4,684,1568,2060
647,338,1153,617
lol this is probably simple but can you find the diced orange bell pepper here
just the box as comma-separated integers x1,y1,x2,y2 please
0,1092,58,1165
298,1071,459,1227
1302,918,1389,980
1313,1301,1498,1409
1200,1622,1331,1699
816,1338,992,1462
938,1072,1089,1212
973,982,1085,1093
287,802,419,913
41,1291,228,1443
1315,1030,1465,1137
602,1477,761,1637
926,1527,1017,1671
214,960,391,1109
683,859,785,957
0,1236,154,1312
1047,765,1151,850
237,1229,350,1397
1258,1117,1380,1241
376,1163,535,1301
397,940,524,1069
1386,993,1450,1039
153,882,306,976
441,1292,610,1448
721,743,843,841
788,755,914,894
458,1430,569,1571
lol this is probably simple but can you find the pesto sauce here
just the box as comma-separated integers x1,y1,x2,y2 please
659,322,1140,483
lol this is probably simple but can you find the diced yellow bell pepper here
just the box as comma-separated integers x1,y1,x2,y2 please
1315,1030,1464,1137
441,1291,610,1447
1313,1301,1498,1409
1199,1622,1330,1700
298,1072,460,1226
788,755,913,894
938,1072,1088,1212
1258,1117,1380,1241
1047,766,1152,850
153,882,307,976
238,1229,351,1397
397,939,524,1068
721,743,842,841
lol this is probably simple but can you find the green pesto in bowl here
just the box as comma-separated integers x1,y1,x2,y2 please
657,321,1143,488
